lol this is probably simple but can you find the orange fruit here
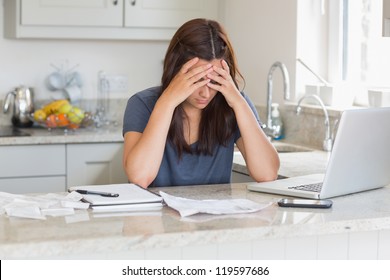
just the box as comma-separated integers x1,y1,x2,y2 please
56,113,70,127
68,123,80,129
45,114,57,128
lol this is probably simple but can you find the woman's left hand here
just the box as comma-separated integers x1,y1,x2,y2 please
206,60,243,108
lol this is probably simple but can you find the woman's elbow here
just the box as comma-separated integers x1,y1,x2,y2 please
125,172,154,189
250,161,280,182
123,163,154,188
252,171,278,183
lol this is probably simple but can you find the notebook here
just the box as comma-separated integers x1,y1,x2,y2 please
68,183,163,211
248,107,390,199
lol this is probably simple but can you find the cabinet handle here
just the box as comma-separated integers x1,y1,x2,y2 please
113,0,118,5
130,0,136,6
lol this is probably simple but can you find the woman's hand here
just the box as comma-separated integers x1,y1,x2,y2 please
161,57,214,108
206,60,244,108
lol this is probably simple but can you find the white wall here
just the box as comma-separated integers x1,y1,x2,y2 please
0,3,168,103
222,0,298,106
2,0,388,109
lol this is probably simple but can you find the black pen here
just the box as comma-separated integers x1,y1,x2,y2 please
75,190,119,197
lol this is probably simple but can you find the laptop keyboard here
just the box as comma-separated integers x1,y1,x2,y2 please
288,182,323,193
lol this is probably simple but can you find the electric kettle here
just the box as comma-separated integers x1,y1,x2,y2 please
3,86,35,127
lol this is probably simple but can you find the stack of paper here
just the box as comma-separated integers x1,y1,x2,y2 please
68,184,163,213
0,191,88,220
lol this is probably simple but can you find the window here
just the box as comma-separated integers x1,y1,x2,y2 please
339,0,390,106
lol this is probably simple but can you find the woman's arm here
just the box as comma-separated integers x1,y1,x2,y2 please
207,60,280,182
123,58,213,188
233,103,280,182
123,98,175,188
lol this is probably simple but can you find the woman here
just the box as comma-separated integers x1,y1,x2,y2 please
123,18,279,188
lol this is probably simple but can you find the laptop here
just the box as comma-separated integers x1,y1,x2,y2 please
247,107,390,199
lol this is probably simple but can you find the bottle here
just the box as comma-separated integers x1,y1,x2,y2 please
271,103,284,140
96,71,110,126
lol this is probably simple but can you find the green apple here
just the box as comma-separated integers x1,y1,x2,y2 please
57,103,73,114
68,107,85,124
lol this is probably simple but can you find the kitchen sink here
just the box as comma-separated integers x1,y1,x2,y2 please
0,127,31,137
234,142,313,155
272,142,313,153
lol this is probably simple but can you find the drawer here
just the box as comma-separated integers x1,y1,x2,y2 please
0,176,66,194
0,144,66,178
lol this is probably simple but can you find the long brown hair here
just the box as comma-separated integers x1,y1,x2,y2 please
161,18,244,157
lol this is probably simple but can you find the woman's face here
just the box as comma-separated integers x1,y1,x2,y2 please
182,58,222,111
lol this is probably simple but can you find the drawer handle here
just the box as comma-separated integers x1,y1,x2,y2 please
113,0,118,5
130,0,136,6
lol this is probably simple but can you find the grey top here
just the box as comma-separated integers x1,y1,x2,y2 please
123,86,261,187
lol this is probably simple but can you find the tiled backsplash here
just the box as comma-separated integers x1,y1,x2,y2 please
256,103,343,150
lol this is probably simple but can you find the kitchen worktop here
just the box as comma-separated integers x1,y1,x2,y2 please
1,181,390,260
1,129,389,259
0,125,123,146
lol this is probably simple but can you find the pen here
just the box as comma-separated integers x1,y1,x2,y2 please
75,190,119,197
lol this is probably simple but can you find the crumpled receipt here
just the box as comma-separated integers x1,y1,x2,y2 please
0,191,89,220
159,191,271,217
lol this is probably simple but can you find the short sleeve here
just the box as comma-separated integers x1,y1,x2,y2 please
122,87,160,136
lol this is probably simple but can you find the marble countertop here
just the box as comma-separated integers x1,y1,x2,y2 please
233,141,330,178
0,125,123,146
1,182,390,259
1,134,387,259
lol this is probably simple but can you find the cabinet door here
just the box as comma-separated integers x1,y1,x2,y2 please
21,0,123,27
0,144,66,194
124,0,219,28
0,177,66,194
0,144,66,178
67,143,128,187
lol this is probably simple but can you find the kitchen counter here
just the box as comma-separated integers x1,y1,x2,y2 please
0,125,123,146
1,132,389,259
1,182,390,260
233,142,330,178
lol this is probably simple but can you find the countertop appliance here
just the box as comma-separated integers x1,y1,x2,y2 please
3,86,34,127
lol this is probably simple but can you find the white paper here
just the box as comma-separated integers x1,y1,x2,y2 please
41,207,75,217
4,200,46,220
159,191,272,217
0,191,89,220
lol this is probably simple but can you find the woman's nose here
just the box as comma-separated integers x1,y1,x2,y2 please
199,85,211,98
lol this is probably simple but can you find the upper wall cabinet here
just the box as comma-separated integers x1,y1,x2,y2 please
4,0,220,40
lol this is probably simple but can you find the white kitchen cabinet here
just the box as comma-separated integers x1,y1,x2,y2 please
0,142,127,194
20,0,123,27
0,177,66,194
0,144,66,194
4,0,220,40
66,143,128,187
124,0,219,29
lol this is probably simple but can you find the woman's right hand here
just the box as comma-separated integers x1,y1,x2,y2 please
160,57,213,107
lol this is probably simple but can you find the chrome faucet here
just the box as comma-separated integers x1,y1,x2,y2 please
296,94,332,152
264,61,290,139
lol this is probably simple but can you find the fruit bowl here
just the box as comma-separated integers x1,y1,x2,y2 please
31,99,94,130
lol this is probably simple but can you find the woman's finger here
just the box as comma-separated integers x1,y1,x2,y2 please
180,57,199,74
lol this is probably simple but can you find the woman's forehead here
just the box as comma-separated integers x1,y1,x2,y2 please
189,58,222,73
